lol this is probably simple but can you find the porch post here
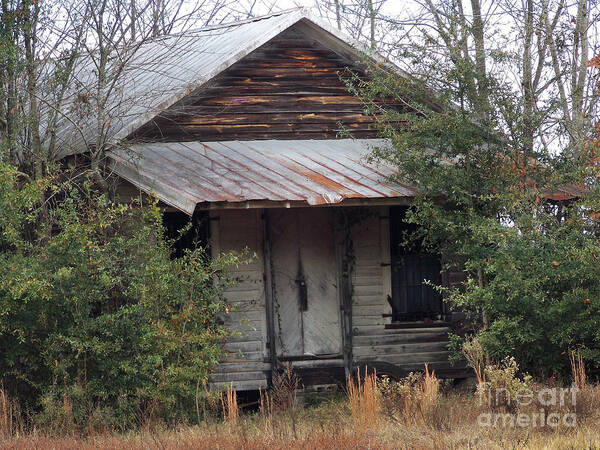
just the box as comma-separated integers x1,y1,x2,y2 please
262,209,278,373
335,217,354,380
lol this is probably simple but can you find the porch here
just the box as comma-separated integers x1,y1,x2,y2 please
112,138,468,390
202,205,466,391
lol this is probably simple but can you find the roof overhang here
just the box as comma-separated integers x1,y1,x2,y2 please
109,139,416,215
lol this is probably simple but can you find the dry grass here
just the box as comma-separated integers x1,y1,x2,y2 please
220,384,238,425
0,388,22,439
2,362,600,449
420,364,440,420
347,367,380,431
571,351,586,390
2,401,600,449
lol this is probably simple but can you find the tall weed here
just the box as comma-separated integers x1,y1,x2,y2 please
347,367,380,430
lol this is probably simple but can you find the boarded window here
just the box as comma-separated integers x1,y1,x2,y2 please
389,206,442,322
162,210,210,259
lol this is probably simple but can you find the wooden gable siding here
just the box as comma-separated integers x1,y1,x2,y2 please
130,25,399,142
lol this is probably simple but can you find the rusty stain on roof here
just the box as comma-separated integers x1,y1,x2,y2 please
109,138,416,214
540,184,587,201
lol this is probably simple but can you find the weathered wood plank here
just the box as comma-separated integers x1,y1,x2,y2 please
163,112,377,125
352,316,387,327
353,326,451,336
210,371,268,383
351,295,388,306
136,130,380,142
132,25,397,142
353,284,383,297
289,359,345,369
148,122,375,135
354,301,390,312
201,85,351,95
190,95,382,108
214,361,271,373
353,341,449,357
352,275,383,287
354,351,451,365
220,350,264,361
222,310,264,323
209,379,268,391
227,330,263,342
223,340,264,353
353,332,449,346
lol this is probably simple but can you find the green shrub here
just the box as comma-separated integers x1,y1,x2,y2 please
478,357,532,413
0,162,245,430
351,62,600,379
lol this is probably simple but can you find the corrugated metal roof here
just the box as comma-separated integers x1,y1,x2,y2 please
109,139,416,214
53,8,402,157
540,185,587,201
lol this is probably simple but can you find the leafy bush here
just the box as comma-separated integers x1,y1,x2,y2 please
478,357,532,413
351,62,600,380
0,162,244,429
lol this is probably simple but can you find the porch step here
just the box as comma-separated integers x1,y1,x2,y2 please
353,331,449,346
354,326,451,336
353,341,449,358
385,321,450,329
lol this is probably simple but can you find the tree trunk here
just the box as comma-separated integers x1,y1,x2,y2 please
368,0,375,50
469,0,489,119
131,0,136,41
334,0,341,30
571,0,589,157
521,0,535,161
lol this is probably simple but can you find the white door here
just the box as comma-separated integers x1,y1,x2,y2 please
269,208,342,358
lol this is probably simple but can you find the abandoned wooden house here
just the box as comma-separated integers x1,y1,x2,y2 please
55,8,468,391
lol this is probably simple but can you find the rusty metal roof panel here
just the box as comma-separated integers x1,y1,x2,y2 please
109,139,416,214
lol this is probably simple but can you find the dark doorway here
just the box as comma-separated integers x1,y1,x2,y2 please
389,206,442,322
162,209,210,259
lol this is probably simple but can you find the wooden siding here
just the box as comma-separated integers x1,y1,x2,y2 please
131,23,401,142
209,209,269,390
350,207,392,332
208,206,465,390
350,207,460,374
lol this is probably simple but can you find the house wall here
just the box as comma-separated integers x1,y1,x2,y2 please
350,207,462,375
350,206,392,333
208,205,465,390
209,209,269,390
130,23,403,142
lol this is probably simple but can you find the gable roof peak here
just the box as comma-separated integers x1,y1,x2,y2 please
184,7,308,34
51,6,399,157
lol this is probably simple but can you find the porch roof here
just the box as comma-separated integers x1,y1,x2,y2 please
109,139,417,214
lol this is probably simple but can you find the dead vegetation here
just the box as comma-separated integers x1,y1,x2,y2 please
347,367,381,431
2,359,600,449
